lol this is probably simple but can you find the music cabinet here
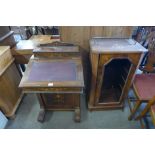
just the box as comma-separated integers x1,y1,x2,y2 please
89,38,147,110
0,27,16,47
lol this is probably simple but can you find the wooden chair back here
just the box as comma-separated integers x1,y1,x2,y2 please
140,31,155,73
143,51,155,72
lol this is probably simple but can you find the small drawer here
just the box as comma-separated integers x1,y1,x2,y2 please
42,94,65,105
41,93,80,109
52,94,64,104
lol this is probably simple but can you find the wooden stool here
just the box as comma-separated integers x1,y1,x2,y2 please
128,74,155,120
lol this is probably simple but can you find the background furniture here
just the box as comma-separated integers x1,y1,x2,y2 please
139,30,155,73
0,46,23,118
132,27,155,71
0,27,16,47
60,26,133,50
11,40,38,64
19,44,84,122
89,38,147,110
11,35,60,65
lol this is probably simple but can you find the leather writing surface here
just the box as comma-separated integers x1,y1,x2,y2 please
28,61,77,82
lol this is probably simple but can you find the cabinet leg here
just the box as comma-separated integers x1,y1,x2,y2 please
74,108,81,122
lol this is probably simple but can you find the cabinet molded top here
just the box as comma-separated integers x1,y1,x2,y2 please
90,38,148,53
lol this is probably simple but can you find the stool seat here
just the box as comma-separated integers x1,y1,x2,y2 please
133,74,155,100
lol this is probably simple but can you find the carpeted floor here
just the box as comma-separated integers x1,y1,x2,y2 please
6,93,141,129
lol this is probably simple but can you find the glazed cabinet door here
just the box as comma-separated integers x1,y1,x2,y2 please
94,53,142,108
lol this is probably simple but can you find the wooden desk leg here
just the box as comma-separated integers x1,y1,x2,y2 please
75,108,80,122
74,94,81,122
37,94,45,123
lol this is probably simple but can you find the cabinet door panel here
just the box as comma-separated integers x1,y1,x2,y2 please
94,54,140,106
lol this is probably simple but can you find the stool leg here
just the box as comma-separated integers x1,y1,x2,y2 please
128,100,141,120
135,99,152,120
37,94,46,123
139,119,146,129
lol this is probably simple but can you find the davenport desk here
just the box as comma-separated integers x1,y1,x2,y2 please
19,45,84,122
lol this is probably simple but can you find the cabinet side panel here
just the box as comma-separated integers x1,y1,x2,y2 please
88,53,99,107
0,63,22,115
